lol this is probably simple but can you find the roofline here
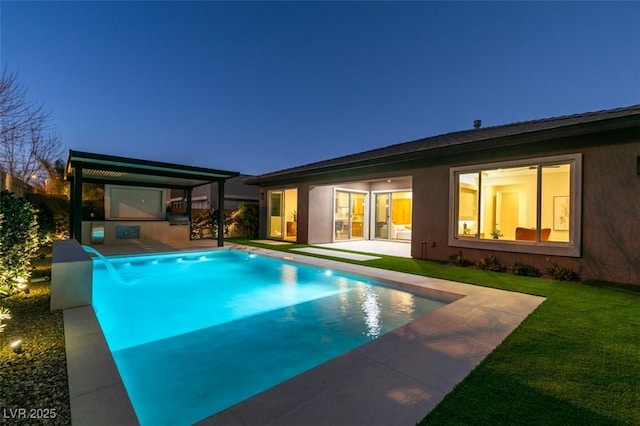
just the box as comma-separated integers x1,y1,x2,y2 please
245,105,640,185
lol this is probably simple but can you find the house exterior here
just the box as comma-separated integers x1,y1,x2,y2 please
169,174,259,211
245,105,640,285
1,170,32,197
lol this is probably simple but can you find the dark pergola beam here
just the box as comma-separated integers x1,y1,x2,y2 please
68,162,232,182
78,177,198,191
217,179,225,247
186,188,192,240
71,164,83,242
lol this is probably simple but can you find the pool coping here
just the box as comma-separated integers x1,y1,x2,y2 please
64,244,545,425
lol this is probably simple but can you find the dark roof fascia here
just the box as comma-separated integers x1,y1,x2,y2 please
245,108,640,186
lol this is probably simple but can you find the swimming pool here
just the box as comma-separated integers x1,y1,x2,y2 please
92,249,447,425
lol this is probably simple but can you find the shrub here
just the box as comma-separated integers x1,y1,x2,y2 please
232,203,259,238
191,209,232,239
34,202,56,243
0,191,40,296
511,262,542,277
448,251,472,267
0,305,10,333
546,259,581,282
477,255,505,272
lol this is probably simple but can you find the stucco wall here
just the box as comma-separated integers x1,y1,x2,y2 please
580,142,640,284
411,165,451,260
410,141,640,285
308,185,334,244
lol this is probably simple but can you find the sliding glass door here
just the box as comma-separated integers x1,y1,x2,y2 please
334,190,366,241
374,191,412,241
268,188,298,241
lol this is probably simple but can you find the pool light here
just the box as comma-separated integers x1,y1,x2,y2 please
325,270,333,276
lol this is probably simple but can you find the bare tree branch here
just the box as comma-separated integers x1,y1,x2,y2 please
0,66,62,186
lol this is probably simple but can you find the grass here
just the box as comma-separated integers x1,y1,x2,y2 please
2,238,639,425
230,238,640,425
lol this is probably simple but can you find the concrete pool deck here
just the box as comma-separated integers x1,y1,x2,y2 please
64,243,545,425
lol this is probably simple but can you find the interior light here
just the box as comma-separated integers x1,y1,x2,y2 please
10,338,23,354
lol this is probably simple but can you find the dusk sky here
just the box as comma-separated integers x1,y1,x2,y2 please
1,1,639,176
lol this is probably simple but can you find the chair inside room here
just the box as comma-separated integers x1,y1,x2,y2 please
515,227,551,241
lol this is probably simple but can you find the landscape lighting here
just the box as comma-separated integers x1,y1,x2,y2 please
10,338,23,354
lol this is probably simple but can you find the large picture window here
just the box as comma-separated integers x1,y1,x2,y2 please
450,154,581,256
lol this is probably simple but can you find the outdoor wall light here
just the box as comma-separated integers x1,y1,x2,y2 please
10,338,23,354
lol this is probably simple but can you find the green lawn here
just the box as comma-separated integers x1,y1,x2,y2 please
230,238,640,425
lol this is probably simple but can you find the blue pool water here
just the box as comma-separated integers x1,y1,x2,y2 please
92,249,447,425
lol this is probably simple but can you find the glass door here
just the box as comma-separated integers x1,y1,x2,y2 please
268,189,298,241
374,193,390,238
334,190,366,240
373,191,412,241
351,193,365,238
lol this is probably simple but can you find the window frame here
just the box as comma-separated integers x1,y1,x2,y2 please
448,153,582,257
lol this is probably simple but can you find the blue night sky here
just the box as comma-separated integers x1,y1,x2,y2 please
1,1,639,176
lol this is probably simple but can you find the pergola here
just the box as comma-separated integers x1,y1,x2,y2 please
65,150,239,246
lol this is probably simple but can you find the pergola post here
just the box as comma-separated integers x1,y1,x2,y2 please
71,164,83,242
217,179,225,247
186,188,192,240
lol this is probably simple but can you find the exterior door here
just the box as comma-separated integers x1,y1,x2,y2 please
334,190,366,240
268,189,298,241
374,193,390,238
373,191,412,240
